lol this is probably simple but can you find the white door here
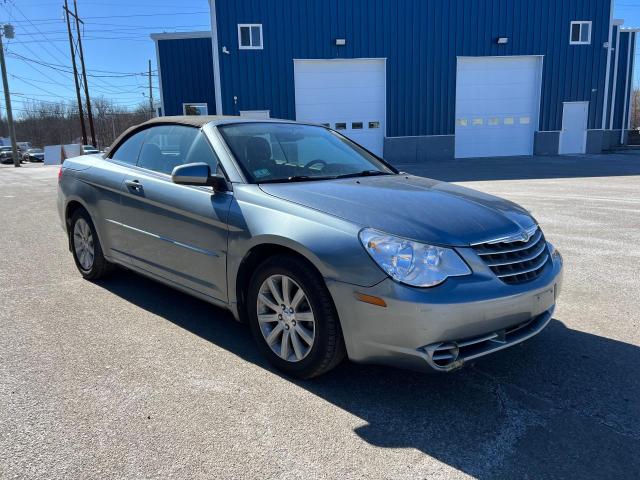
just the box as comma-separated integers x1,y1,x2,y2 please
559,102,588,154
294,59,386,156
239,110,270,119
455,56,543,158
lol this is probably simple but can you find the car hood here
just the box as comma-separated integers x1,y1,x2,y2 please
259,175,536,246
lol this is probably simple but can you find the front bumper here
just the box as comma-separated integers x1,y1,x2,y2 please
327,246,563,372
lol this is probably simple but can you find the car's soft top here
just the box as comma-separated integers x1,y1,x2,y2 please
105,115,307,157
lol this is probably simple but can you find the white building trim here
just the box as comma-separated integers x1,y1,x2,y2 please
209,0,224,115
152,38,165,116
601,1,616,129
150,31,211,41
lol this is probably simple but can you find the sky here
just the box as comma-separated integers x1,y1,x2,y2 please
0,0,638,119
0,0,211,117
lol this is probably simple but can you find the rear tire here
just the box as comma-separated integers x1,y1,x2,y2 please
247,254,346,379
69,209,114,280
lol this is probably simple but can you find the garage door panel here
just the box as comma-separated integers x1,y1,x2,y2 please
297,60,383,74
458,72,537,87
295,87,385,105
455,56,542,158
456,90,539,104
294,77,385,92
294,59,385,156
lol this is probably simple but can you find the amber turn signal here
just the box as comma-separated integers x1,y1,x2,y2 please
354,292,387,307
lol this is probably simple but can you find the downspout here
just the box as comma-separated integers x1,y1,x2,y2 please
627,33,637,133
609,22,623,129
620,32,632,145
210,0,224,115
601,0,615,129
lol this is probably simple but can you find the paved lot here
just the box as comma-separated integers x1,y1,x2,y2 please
1,154,639,479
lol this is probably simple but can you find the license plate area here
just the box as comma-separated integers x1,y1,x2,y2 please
533,286,555,315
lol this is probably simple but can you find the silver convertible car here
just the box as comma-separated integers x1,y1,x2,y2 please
58,116,563,378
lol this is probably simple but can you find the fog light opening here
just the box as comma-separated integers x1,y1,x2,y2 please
430,342,460,367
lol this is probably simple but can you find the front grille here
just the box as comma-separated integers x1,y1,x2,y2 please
472,225,549,285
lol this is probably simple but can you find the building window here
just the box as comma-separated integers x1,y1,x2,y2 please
183,103,208,115
238,24,263,50
570,21,591,45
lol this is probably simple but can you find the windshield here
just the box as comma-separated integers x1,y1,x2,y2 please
218,122,396,183
30,149,43,153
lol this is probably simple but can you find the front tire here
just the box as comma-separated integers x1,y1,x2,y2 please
247,254,346,379
69,209,113,280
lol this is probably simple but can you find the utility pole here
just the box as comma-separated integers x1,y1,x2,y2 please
64,0,87,146
72,0,96,147
148,59,153,114
0,24,20,168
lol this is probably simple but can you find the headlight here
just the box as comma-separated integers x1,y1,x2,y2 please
359,228,471,287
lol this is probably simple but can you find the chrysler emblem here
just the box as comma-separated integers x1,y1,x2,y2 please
520,231,530,242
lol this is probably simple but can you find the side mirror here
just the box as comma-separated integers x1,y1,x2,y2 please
171,162,230,192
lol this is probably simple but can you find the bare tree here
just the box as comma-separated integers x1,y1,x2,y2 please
1,97,153,149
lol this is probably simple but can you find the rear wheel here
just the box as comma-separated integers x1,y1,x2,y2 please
69,209,113,280
247,254,345,378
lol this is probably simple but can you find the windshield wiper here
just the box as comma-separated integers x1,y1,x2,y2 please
332,170,394,179
259,175,337,184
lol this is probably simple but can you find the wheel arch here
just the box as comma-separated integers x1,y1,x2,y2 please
63,197,107,255
233,239,331,324
65,199,88,230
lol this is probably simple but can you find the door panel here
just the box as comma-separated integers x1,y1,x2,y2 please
119,170,231,301
559,102,588,154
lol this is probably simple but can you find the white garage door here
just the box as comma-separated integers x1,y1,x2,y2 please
455,56,542,158
294,59,386,156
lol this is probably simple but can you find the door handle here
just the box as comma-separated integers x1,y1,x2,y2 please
125,179,143,191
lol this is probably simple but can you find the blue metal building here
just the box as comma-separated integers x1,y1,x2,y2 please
152,0,638,161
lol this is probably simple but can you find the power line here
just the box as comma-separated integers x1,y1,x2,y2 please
6,52,156,77
9,36,156,44
2,1,71,63
15,23,210,34
7,11,210,23
9,72,156,91
12,93,145,107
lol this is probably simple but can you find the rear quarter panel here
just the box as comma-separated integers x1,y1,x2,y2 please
60,155,131,263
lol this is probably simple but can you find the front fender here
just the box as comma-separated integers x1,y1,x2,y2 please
226,186,387,309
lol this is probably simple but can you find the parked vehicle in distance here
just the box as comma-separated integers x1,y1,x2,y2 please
0,146,18,164
23,148,44,162
17,141,32,152
82,145,100,155
57,116,563,378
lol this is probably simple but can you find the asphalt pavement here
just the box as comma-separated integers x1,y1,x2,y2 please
1,154,639,479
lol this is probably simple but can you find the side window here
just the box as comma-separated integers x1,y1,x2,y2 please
138,125,198,175
137,125,219,176
110,130,147,165
184,131,221,174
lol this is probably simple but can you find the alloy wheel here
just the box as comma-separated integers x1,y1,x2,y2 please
256,274,316,362
73,218,95,271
